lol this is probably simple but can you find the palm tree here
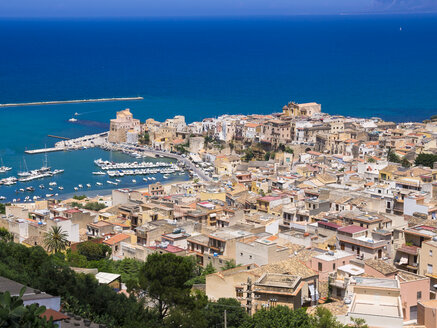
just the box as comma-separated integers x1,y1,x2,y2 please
43,226,69,253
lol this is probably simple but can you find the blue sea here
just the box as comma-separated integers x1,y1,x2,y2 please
0,15,436,201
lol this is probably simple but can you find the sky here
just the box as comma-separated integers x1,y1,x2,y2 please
1,0,437,17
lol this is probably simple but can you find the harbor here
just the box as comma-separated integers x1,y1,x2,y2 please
0,96,144,108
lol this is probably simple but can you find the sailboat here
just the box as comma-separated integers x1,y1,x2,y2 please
0,157,11,173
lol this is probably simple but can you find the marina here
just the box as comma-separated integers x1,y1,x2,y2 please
0,147,190,202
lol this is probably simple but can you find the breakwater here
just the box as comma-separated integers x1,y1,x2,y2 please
0,97,143,108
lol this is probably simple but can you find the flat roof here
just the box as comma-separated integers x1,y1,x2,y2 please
314,250,354,262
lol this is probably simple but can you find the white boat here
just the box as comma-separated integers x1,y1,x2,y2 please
68,117,78,122
45,194,54,198
39,184,45,189
58,186,64,190
132,179,136,183
86,184,91,188
74,187,78,191
74,112,79,116
96,182,103,186
115,179,121,183
0,196,5,200
49,182,57,186
78,184,83,188
49,188,53,191
92,171,106,175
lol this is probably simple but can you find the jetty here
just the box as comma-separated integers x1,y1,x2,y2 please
0,97,143,108
48,135,70,140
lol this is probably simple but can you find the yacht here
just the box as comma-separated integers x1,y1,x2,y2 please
68,117,78,122
96,182,103,186
92,171,106,175
78,184,83,188
0,196,5,200
86,184,91,188
74,187,78,191
26,187,35,192
58,186,64,190
132,179,136,183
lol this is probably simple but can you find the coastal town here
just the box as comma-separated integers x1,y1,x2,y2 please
3,101,437,327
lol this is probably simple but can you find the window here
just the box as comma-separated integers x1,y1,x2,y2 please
430,250,433,257
333,263,336,270
428,264,433,274
417,291,422,300
318,262,323,271
236,288,243,298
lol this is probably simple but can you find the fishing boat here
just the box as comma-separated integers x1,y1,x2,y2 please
49,182,57,186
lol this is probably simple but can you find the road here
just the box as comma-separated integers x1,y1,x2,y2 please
131,146,212,182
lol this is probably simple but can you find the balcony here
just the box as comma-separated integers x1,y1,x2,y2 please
337,234,387,249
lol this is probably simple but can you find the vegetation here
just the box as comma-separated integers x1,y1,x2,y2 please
0,237,367,328
136,253,197,319
139,132,150,145
243,148,255,162
284,147,294,154
76,241,112,261
70,201,106,211
175,144,189,155
401,157,411,168
43,226,69,254
0,287,55,328
72,195,87,200
221,259,238,270
367,157,376,163
387,149,401,163
415,153,437,168
0,203,10,214
0,227,13,243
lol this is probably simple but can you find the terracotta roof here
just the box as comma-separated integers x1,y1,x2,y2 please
40,309,69,322
338,225,367,234
103,233,130,245
364,259,398,276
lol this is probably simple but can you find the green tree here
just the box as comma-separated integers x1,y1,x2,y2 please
43,226,69,254
0,203,10,215
241,306,311,328
82,202,106,211
77,241,111,261
351,317,369,328
284,147,294,154
221,259,237,271
311,307,344,328
204,298,248,328
0,227,13,243
0,287,55,328
401,157,411,168
138,253,197,320
415,153,437,168
243,148,255,162
367,157,376,163
72,195,87,200
387,148,401,163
